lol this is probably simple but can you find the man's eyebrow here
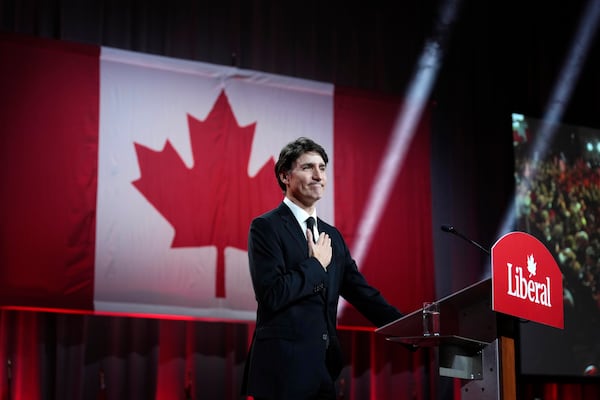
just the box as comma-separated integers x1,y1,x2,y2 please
299,162,326,167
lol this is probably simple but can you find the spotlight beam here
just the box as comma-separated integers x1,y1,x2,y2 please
351,0,462,267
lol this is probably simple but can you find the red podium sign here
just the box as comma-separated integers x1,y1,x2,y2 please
491,231,563,329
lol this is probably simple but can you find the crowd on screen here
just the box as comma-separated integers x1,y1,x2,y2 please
515,152,600,311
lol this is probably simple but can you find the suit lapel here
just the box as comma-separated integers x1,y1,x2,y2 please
276,203,308,251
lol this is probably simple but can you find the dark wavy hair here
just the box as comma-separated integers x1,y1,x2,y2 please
275,137,329,192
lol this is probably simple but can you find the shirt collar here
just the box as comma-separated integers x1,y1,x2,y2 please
283,197,317,227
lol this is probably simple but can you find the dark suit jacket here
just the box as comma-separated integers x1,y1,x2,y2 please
243,202,402,399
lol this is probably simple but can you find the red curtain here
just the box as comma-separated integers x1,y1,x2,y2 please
2,310,598,399
0,310,431,400
520,381,600,400
0,311,41,399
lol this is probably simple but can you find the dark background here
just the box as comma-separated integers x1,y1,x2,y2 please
2,0,600,390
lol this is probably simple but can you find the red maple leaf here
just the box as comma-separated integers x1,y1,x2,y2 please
132,91,280,297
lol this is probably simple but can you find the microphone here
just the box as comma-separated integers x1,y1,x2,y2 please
441,225,490,255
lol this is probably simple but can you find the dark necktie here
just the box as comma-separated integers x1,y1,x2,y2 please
306,217,317,243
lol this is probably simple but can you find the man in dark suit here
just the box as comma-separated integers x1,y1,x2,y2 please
243,137,403,400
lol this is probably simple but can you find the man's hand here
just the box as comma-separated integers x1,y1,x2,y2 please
308,229,332,270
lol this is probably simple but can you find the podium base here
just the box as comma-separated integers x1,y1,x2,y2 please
387,335,489,381
387,335,511,399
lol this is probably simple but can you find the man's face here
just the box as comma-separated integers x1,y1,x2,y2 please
282,151,327,209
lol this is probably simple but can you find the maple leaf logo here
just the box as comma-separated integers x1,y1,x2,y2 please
132,91,280,297
527,254,537,277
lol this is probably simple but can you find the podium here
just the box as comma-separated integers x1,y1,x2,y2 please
375,278,518,400
377,231,564,399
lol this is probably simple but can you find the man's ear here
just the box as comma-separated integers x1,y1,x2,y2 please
280,172,288,184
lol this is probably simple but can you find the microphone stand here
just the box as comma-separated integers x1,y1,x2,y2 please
441,225,490,255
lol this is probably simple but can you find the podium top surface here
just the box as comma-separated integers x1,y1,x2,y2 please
376,278,496,342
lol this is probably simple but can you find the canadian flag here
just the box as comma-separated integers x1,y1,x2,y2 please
0,33,433,325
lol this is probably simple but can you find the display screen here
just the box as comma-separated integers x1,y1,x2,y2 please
512,113,600,377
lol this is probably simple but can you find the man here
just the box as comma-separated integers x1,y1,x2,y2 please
243,137,402,400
